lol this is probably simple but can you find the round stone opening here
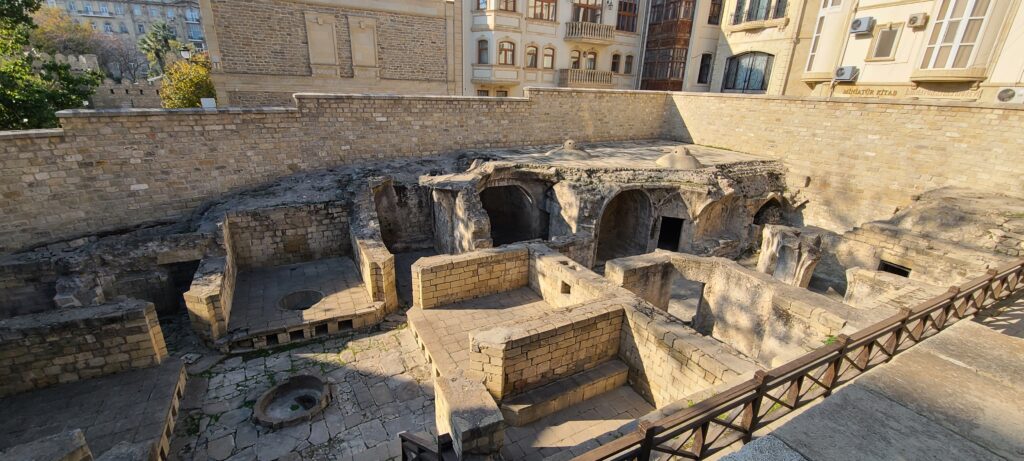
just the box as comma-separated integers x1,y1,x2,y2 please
278,290,324,311
253,375,331,429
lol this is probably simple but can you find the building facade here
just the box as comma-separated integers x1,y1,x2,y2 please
46,0,205,50
802,0,1024,102
465,0,648,96
199,0,463,107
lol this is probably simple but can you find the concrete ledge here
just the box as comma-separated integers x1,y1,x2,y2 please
501,359,628,426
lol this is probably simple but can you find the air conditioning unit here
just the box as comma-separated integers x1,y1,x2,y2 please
834,66,859,82
995,87,1024,104
907,13,929,29
850,17,875,34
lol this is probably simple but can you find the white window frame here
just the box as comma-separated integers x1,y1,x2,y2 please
921,0,992,70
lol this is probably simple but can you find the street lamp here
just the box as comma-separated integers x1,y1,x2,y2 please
179,48,192,60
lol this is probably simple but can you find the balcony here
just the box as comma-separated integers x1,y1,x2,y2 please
557,69,613,88
564,21,615,45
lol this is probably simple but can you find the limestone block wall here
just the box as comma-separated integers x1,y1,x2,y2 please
469,300,624,401
411,246,529,309
91,81,163,109
663,93,1024,232
433,371,505,455
0,89,667,254
351,238,398,313
0,299,168,397
223,203,351,269
527,244,607,309
183,257,235,343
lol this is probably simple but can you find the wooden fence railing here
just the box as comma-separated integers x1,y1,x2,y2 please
574,258,1024,461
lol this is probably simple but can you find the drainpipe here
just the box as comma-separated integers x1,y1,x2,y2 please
779,0,810,94
636,0,654,89
828,0,860,99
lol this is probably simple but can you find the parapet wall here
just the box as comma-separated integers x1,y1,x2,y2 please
223,202,351,269
0,89,668,253
664,93,1024,231
411,245,530,309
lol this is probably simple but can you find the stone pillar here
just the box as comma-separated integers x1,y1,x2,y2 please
756,225,822,288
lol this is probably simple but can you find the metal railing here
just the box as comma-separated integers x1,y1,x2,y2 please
565,21,616,42
558,68,614,87
574,258,1024,461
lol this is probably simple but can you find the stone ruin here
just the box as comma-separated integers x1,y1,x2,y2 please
0,138,1020,460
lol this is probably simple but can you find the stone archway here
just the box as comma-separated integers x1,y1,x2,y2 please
480,185,550,246
596,189,654,262
754,198,786,226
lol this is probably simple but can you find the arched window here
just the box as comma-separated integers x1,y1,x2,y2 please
570,50,582,69
723,52,773,92
525,46,539,68
543,47,555,69
478,40,489,64
611,54,621,73
585,51,597,70
498,41,516,65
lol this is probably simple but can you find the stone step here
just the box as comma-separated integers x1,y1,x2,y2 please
500,359,629,426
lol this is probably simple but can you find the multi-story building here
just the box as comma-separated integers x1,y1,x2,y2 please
46,0,206,50
802,0,1024,102
198,0,463,107
465,0,649,96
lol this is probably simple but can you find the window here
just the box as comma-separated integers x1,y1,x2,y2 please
543,47,555,68
498,0,516,12
921,0,991,69
115,4,123,15
585,51,597,70
611,54,621,72
869,23,902,61
100,4,108,14
617,0,638,32
645,48,686,79
652,0,695,22
133,5,141,15
878,261,911,277
137,23,145,33
697,53,713,83
83,3,93,14
526,46,538,68
150,7,159,17
478,89,490,96
66,1,75,12
477,40,489,64
528,0,556,20
773,0,787,19
624,55,634,74
188,23,203,40
723,52,773,92
103,22,113,33
167,9,175,19
186,8,200,22
477,0,487,10
496,90,509,97
805,15,825,71
498,41,515,65
709,0,723,24
746,0,770,22
89,21,96,30
573,0,602,23
570,50,581,69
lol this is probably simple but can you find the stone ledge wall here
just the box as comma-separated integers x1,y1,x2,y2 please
0,89,668,254
0,299,168,397
183,257,234,343
224,203,351,269
469,300,624,400
527,244,607,308
433,371,504,456
663,93,1024,231
411,246,529,309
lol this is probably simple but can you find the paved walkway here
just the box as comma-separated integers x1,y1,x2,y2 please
725,292,1024,461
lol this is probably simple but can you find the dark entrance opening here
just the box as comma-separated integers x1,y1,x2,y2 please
596,189,653,262
878,260,911,278
657,217,685,251
480,185,549,246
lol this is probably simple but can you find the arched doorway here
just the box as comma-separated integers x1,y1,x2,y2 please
754,198,785,226
596,189,653,262
480,185,549,245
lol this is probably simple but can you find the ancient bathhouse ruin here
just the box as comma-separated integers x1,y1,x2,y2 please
1,90,1023,461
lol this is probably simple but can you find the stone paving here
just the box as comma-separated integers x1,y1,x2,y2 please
504,386,654,460
230,258,372,334
169,316,436,461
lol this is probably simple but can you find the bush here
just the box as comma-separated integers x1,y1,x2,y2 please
160,52,215,109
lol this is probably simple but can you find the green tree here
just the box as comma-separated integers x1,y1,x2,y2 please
29,6,100,55
0,0,101,129
137,22,176,76
160,52,215,109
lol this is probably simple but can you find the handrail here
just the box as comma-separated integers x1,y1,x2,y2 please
574,258,1024,461
558,69,614,87
565,21,615,41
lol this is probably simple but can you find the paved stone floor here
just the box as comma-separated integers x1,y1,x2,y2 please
505,386,654,460
407,287,553,375
0,358,184,456
169,318,436,461
724,291,1024,461
230,258,372,334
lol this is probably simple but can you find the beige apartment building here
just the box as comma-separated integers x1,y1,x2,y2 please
465,0,649,96
47,0,205,49
198,0,463,107
803,0,1024,102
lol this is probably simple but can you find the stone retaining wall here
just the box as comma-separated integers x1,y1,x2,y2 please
411,245,529,309
224,203,351,269
0,299,168,397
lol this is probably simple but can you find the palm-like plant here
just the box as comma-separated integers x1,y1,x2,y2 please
137,22,175,76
